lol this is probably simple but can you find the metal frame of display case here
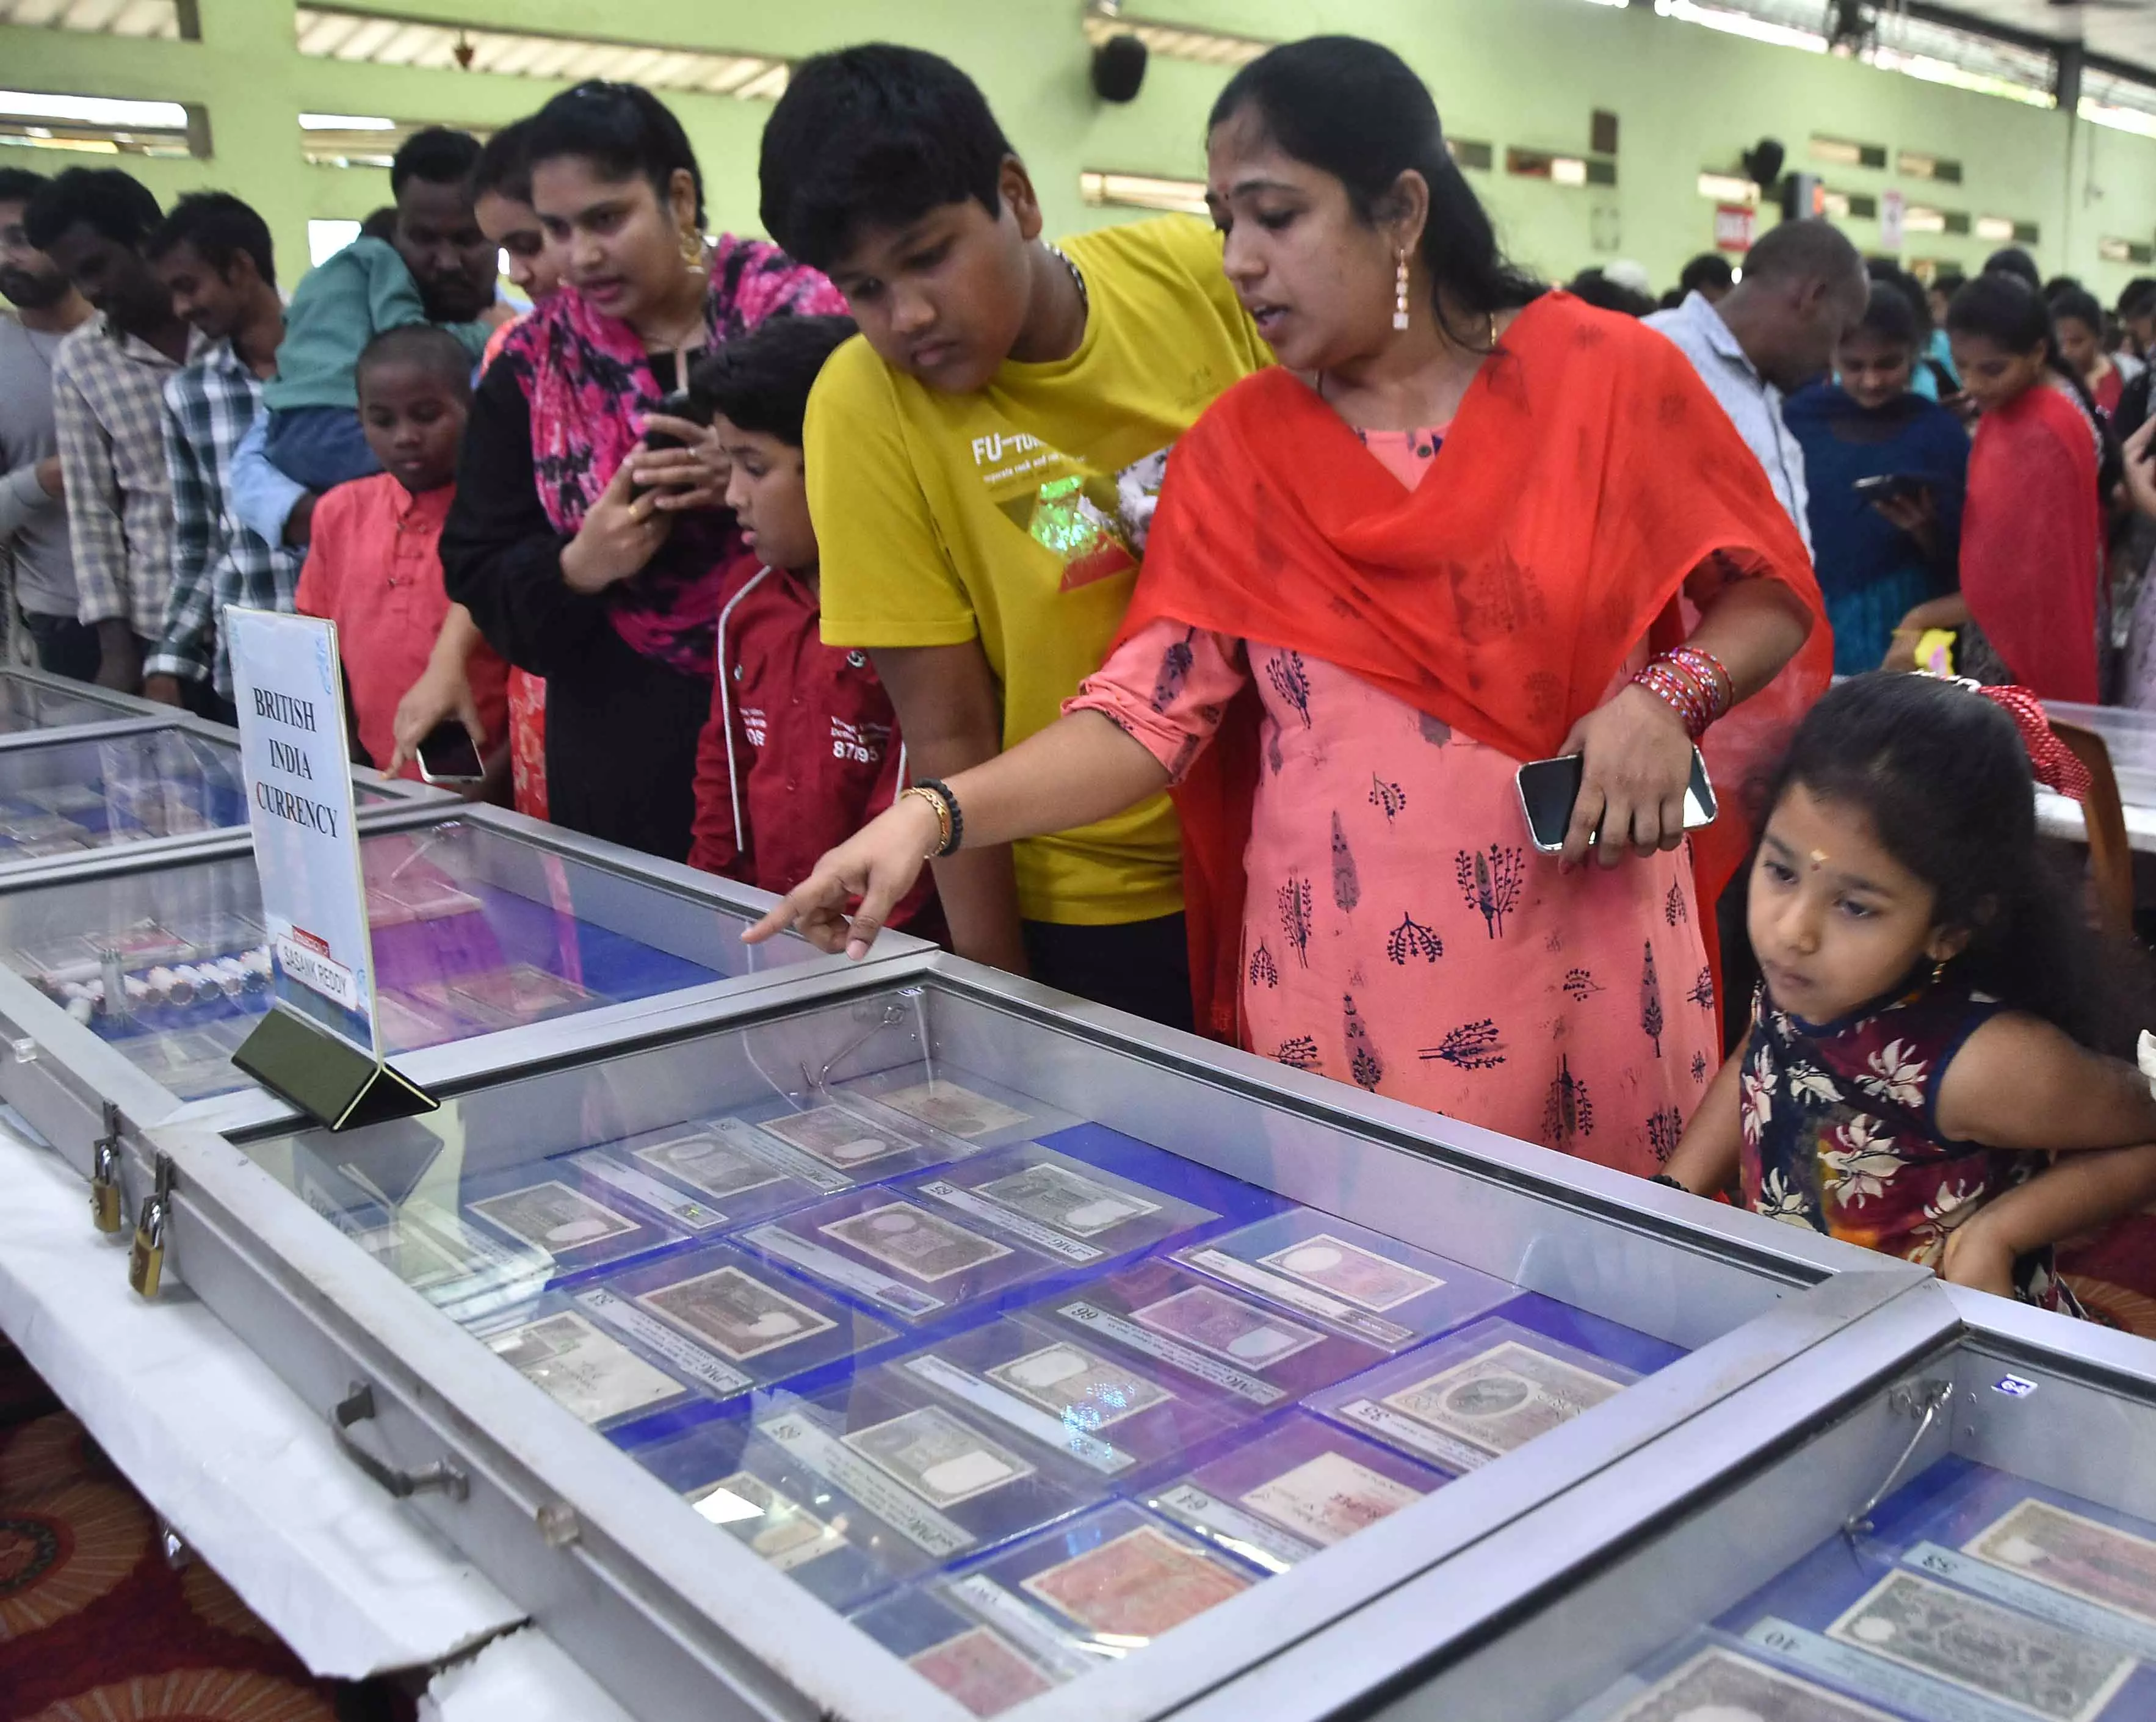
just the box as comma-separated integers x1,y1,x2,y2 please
1182,1280,2156,1722
0,800,926,1179
121,952,1945,1722
0,712,439,888
0,668,445,801
0,662,203,751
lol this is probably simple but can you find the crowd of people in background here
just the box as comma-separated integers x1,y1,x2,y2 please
7,34,2156,1309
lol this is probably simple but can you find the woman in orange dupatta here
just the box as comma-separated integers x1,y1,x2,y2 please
752,38,1829,1177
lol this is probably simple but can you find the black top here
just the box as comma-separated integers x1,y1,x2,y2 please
440,352,710,863
438,352,689,681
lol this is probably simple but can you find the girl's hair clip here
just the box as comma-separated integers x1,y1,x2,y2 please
1914,671,2093,803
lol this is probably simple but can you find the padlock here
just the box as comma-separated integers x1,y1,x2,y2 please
129,1154,173,1300
89,1102,123,1234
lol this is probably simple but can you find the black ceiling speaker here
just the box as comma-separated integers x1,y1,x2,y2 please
1093,34,1149,103
1741,137,1786,192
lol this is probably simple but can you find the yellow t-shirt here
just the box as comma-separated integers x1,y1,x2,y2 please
807,216,1270,926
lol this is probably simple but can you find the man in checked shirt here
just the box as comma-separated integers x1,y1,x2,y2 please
139,194,299,723
24,168,195,693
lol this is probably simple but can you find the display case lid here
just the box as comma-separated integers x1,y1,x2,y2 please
1199,1278,2156,1722
0,665,181,748
0,804,924,1167
148,953,1937,1722
0,718,429,884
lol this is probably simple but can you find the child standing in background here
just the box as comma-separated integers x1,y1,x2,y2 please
1665,673,2156,1308
295,325,507,787
686,314,939,938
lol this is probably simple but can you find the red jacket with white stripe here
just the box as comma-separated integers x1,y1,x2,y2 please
689,565,941,935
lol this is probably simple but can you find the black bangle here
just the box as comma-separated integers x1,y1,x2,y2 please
915,776,964,857
1650,1173,1687,1192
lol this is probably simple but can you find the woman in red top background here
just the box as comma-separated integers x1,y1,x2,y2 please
1890,275,2111,703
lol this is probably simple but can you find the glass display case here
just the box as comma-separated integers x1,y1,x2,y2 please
0,719,412,879
0,805,924,1176
0,664,176,745
136,953,1936,1722
1239,1282,2156,1722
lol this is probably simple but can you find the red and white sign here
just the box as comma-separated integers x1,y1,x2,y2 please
1714,204,1757,253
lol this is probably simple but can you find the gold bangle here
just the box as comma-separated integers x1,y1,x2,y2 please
900,785,952,859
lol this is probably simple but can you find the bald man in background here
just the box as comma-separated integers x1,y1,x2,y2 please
1648,217,1870,557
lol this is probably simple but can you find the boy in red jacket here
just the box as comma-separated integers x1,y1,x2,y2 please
687,316,939,936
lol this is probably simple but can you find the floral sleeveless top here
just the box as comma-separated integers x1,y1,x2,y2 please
1741,978,2069,1309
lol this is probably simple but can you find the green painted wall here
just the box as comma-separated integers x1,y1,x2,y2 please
5,0,2155,300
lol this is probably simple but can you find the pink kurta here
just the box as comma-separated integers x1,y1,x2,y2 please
1071,432,1715,1174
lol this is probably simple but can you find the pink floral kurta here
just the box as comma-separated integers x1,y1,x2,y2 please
1071,432,1715,1173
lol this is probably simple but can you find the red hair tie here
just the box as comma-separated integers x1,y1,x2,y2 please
1973,684,2094,803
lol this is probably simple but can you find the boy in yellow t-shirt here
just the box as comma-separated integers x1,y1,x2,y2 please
759,45,1268,1031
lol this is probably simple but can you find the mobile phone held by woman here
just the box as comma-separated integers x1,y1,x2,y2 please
416,720,487,786
1516,748,1718,854
631,388,711,499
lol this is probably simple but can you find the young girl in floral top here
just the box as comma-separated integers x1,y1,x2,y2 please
1666,673,2156,1307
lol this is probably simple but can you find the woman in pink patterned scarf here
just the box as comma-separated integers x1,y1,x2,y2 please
443,82,843,860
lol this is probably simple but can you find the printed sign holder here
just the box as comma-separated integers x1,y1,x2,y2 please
225,606,436,1131
233,1008,435,1130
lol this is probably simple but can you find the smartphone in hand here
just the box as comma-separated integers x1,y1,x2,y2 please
631,388,712,499
415,720,486,786
1851,473,1928,505
1517,748,1718,854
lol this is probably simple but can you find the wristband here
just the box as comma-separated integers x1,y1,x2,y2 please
909,777,964,858
1649,1172,1687,1192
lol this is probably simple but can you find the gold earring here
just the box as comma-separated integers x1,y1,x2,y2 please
1930,955,1950,987
1393,248,1411,331
680,225,706,272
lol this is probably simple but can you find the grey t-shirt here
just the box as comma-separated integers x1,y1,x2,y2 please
0,315,81,619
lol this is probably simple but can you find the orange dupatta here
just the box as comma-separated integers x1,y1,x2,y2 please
1123,292,1830,1041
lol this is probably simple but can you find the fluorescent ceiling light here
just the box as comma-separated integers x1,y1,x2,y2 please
1082,2,1272,67
299,112,396,130
0,89,187,128
1698,172,1759,204
294,7,790,100
1550,156,1588,186
1654,0,1824,54
2081,98,2156,140
1080,170,1209,217
0,0,183,38
1974,215,2015,243
1867,46,2051,108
